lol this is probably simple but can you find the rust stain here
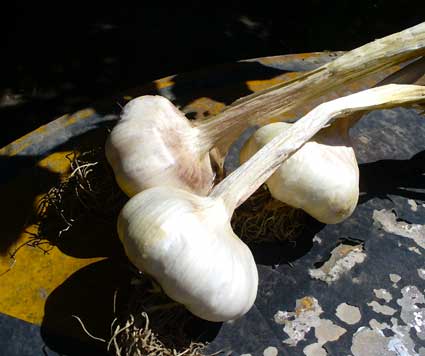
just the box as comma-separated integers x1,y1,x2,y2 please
296,296,316,316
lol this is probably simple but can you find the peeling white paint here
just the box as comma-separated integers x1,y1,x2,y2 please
374,289,393,303
368,301,397,316
313,235,323,244
373,209,425,250
369,319,391,331
389,318,418,356
387,337,413,356
263,346,278,356
274,297,323,346
336,303,362,325
351,327,392,356
390,274,401,284
309,243,366,284
418,269,425,280
303,342,327,356
397,286,425,340
407,199,418,212
274,296,346,348
315,319,346,344
408,246,422,255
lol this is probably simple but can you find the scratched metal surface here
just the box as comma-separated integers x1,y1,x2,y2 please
1,52,424,355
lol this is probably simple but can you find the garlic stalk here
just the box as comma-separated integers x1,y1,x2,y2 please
240,57,425,224
118,85,425,322
107,23,425,197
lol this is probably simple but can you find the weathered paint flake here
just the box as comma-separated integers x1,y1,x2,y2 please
274,296,323,346
303,343,327,356
263,346,278,356
315,319,346,344
397,286,425,340
373,209,425,250
407,199,418,212
351,327,392,356
336,303,362,325
274,296,346,350
374,289,393,303
389,273,402,287
418,269,425,280
408,246,422,255
309,243,366,284
367,301,397,316
369,319,391,331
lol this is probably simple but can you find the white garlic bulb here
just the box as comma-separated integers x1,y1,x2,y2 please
118,187,258,322
240,120,359,224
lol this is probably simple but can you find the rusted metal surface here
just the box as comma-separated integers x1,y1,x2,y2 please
0,52,423,355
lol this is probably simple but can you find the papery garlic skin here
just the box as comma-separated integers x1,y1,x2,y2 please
105,96,215,197
240,122,359,224
117,187,258,322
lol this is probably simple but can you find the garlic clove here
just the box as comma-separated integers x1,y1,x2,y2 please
241,122,359,224
105,95,215,197
118,186,258,322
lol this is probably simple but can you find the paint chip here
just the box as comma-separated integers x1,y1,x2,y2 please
373,209,425,250
275,296,323,346
351,327,390,356
397,286,425,340
407,199,418,212
373,289,393,303
275,296,346,348
389,273,401,284
315,319,346,345
367,301,397,316
336,303,361,325
303,343,327,356
369,319,390,331
408,246,422,255
263,346,278,356
313,235,322,244
309,243,366,284
418,268,425,280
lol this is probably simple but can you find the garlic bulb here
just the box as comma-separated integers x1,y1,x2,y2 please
240,120,359,224
118,187,258,322
105,96,215,197
240,57,425,224
118,85,425,321
106,23,425,197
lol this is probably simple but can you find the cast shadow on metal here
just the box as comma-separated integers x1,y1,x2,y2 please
359,150,425,204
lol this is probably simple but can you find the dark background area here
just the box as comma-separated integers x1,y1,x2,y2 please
1,2,424,146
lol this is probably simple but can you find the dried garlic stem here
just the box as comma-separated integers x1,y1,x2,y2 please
196,22,425,154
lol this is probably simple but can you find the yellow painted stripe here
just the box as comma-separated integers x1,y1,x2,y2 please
0,151,104,325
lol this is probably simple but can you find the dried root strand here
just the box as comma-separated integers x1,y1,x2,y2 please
109,276,207,356
232,185,305,243
18,148,127,251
